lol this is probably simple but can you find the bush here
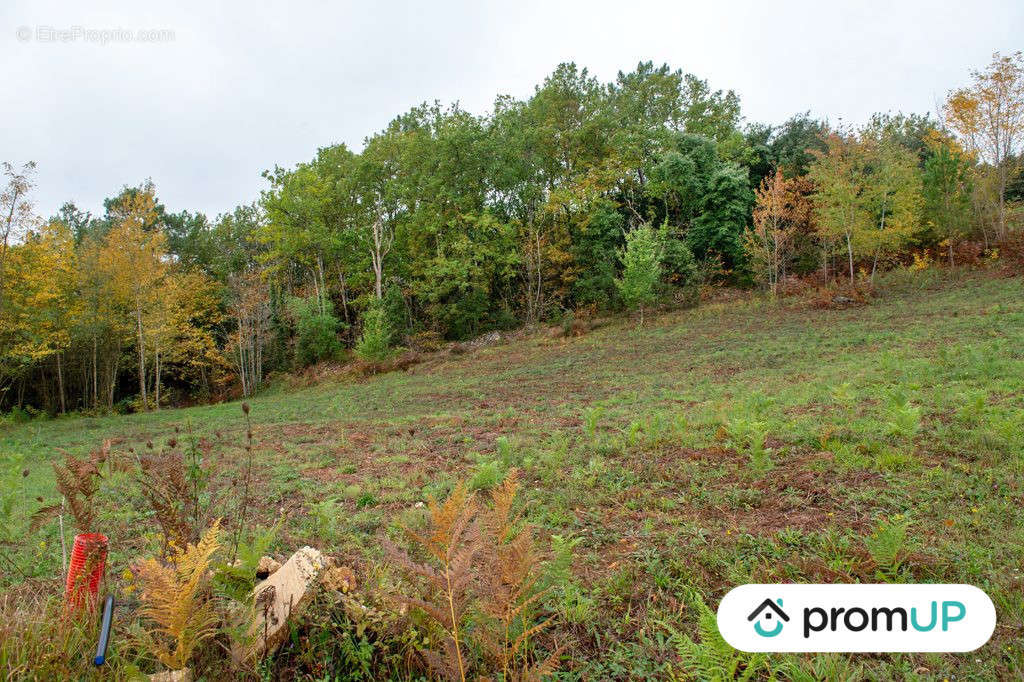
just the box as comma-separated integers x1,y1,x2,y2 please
289,296,342,366
355,303,393,364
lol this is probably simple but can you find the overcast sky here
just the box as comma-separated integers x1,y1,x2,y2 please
2,0,1022,221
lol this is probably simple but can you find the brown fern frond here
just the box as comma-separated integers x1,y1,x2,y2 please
475,467,560,680
521,643,566,681
28,504,62,532
387,480,479,682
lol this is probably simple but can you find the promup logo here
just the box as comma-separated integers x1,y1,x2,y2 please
748,598,789,637
718,584,996,653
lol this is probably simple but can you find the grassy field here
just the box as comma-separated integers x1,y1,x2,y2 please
3,268,1024,679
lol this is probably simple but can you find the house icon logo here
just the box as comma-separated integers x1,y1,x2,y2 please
748,598,789,637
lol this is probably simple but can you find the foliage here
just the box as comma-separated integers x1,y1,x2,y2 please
664,591,776,680
383,482,479,681
923,136,974,264
134,520,222,671
288,295,342,366
32,444,106,534
864,516,912,581
809,131,923,283
355,302,394,364
616,223,662,324
744,168,814,294
384,474,557,681
944,51,1024,240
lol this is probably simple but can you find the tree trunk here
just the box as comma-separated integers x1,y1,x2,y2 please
56,352,66,415
845,233,855,284
92,335,98,410
136,302,147,410
154,348,161,410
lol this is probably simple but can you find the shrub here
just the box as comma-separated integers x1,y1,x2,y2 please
383,472,558,680
355,303,393,364
289,296,342,366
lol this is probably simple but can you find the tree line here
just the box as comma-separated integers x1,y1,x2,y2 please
1,53,1022,414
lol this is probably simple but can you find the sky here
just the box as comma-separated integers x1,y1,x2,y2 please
2,0,1022,221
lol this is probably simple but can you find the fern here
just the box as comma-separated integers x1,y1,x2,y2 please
664,591,783,681
478,469,560,680
32,442,107,534
213,521,280,602
864,516,911,581
134,520,222,671
885,390,921,440
384,482,479,682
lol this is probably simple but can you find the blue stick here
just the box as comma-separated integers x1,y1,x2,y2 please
94,594,114,666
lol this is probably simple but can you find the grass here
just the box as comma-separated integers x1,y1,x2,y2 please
3,268,1024,679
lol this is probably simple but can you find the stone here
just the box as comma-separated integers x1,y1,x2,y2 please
150,670,192,682
255,555,281,579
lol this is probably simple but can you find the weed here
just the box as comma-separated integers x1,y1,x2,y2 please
582,406,605,440
469,459,505,491
885,390,921,441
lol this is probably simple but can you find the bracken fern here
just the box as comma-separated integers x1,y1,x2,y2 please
134,520,222,671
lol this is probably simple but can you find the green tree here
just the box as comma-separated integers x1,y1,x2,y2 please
923,138,974,264
616,223,662,325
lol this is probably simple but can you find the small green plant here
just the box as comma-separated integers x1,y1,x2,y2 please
213,522,280,602
725,416,773,477
582,406,605,440
864,515,912,582
885,390,921,440
624,419,645,447
830,382,856,407
494,436,516,467
469,459,505,491
956,390,989,423
308,496,343,539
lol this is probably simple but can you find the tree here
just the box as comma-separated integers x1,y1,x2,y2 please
944,51,1024,240
744,168,812,295
228,270,271,398
860,137,923,281
99,185,168,410
0,162,38,311
0,220,73,406
809,133,873,283
923,136,973,265
616,223,661,325
288,295,341,366
809,132,921,283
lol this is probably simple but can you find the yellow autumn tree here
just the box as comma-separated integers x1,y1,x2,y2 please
98,185,168,411
151,270,229,406
0,220,74,404
944,51,1024,241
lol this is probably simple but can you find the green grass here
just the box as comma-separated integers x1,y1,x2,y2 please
3,269,1024,679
